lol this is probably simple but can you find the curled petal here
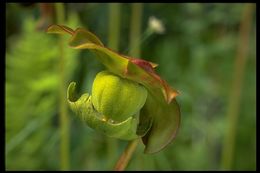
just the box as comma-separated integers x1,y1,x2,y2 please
67,82,139,140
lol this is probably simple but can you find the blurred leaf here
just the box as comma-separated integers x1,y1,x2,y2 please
6,13,80,170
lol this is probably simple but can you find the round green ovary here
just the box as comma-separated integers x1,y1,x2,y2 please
92,71,147,122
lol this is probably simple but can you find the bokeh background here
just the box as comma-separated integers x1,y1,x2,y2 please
5,3,256,171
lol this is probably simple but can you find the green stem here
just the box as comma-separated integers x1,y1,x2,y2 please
129,3,143,58
107,3,121,168
114,139,139,171
220,3,254,170
124,28,153,55
55,3,70,170
108,3,121,50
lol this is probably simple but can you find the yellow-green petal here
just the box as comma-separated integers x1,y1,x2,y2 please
67,82,139,140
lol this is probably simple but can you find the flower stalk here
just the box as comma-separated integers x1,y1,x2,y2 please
114,139,139,171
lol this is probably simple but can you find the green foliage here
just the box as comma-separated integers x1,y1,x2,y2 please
6,3,256,171
6,14,80,170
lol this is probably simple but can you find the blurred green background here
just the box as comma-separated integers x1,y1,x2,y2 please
5,3,256,171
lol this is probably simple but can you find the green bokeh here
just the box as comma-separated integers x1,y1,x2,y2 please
5,3,256,171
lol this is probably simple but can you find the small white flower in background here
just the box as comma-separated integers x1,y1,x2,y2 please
148,16,165,34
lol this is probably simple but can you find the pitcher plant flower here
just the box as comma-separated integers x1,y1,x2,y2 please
47,25,181,154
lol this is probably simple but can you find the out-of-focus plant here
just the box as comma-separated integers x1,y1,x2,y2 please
148,16,165,34
6,13,80,170
47,24,181,169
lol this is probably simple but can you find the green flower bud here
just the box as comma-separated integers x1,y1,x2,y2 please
92,70,148,122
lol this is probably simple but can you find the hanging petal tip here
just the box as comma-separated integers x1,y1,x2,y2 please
150,62,159,68
167,89,180,104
